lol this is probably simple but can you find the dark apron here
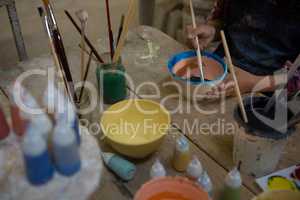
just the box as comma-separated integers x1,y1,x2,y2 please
215,0,300,76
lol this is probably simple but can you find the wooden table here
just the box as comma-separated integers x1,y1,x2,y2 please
0,26,299,200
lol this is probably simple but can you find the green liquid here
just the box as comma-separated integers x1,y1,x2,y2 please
221,186,241,200
96,63,127,104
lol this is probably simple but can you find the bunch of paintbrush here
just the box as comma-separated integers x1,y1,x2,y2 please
113,0,137,63
40,0,77,104
105,0,115,59
65,10,104,63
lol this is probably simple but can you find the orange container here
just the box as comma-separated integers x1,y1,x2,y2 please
134,177,210,200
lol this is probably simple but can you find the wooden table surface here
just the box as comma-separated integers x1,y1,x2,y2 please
0,26,299,200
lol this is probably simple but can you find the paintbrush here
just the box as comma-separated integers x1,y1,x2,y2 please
117,14,125,46
112,0,137,63
79,50,93,102
264,55,300,114
78,44,98,62
189,0,205,82
75,10,88,82
42,0,78,103
105,0,115,59
221,30,248,123
0,86,9,100
65,10,104,63
38,7,70,99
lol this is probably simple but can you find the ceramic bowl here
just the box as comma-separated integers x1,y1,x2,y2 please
100,99,170,158
134,177,210,200
167,50,227,101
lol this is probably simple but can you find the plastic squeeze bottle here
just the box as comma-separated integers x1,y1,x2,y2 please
52,122,81,176
150,159,166,179
102,152,136,181
197,171,213,197
22,123,54,185
173,136,191,172
221,167,242,200
186,156,203,180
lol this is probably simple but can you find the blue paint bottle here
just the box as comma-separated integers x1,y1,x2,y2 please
22,124,54,185
52,122,81,176
70,109,81,145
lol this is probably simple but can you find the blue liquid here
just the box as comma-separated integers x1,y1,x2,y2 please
23,150,54,185
53,142,81,176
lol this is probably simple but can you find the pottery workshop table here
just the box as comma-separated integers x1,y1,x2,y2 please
0,26,299,200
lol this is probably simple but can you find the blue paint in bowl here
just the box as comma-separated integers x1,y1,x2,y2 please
167,50,227,86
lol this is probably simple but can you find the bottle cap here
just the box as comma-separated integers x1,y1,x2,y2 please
53,122,76,146
176,136,189,152
225,167,242,188
197,171,213,195
187,156,203,179
150,159,166,178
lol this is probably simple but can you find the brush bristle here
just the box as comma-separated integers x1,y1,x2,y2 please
37,7,44,17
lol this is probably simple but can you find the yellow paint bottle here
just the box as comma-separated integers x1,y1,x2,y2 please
173,136,191,172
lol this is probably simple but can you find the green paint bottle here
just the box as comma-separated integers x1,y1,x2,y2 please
96,62,127,104
221,167,242,200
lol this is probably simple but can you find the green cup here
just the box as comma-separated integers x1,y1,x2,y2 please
96,62,127,104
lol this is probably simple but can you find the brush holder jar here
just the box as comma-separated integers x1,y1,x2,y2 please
233,96,295,177
96,62,127,104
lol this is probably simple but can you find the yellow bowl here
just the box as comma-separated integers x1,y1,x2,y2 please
100,99,171,158
252,190,300,200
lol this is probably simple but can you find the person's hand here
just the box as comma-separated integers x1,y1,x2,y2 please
205,66,264,99
283,60,293,70
186,24,216,50
206,76,235,99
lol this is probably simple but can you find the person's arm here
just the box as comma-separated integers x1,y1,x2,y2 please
206,0,228,38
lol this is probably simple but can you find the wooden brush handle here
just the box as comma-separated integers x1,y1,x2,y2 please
221,30,248,123
112,0,137,63
189,0,204,81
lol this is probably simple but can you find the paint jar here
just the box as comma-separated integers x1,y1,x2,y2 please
52,122,81,176
22,124,54,185
96,62,127,104
233,96,295,177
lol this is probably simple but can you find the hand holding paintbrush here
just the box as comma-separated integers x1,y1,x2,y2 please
76,10,88,82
